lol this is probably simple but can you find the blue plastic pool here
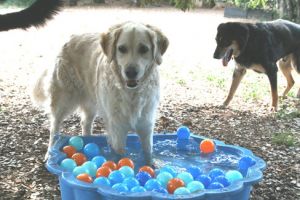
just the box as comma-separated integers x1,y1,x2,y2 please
46,133,266,200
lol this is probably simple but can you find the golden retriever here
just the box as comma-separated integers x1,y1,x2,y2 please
32,22,169,165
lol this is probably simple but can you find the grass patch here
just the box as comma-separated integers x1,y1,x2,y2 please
176,79,186,86
276,105,300,119
206,75,225,88
272,132,297,147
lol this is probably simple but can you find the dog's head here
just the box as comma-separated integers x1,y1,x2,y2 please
100,22,169,89
213,22,249,66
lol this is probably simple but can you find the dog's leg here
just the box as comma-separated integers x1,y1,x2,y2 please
278,59,294,98
80,105,96,136
107,123,128,155
223,65,247,107
266,68,278,111
136,123,154,166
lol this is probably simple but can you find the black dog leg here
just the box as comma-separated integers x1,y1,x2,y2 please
266,68,278,111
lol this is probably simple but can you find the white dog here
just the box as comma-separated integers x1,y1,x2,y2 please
32,22,169,164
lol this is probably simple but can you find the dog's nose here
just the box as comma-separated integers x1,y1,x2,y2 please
213,50,220,59
125,66,138,79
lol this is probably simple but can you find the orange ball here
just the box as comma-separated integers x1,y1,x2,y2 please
62,145,76,158
102,161,117,171
167,178,185,194
200,139,215,154
96,166,112,177
139,166,155,177
76,173,93,183
71,153,87,166
117,158,135,169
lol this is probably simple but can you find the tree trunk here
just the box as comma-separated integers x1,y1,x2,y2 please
278,0,300,23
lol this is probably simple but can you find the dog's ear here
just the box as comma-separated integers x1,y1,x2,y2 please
146,24,169,65
235,24,249,52
100,24,123,63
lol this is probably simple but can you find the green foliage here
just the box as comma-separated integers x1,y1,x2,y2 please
272,131,297,147
3,0,35,7
233,0,268,9
170,0,196,11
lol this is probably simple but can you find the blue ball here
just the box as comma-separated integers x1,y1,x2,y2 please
123,177,140,190
60,158,77,172
112,183,129,193
208,182,224,189
119,166,134,178
156,172,173,188
92,156,106,168
72,166,89,177
130,186,147,193
83,143,100,159
135,171,152,186
153,187,168,194
187,166,203,179
225,170,243,183
82,161,97,177
177,172,194,186
108,170,125,185
144,179,162,191
94,177,111,187
187,181,205,193
239,156,256,171
208,168,225,180
195,175,211,189
177,126,190,139
214,175,230,187
174,187,191,195
69,136,84,151
160,166,177,178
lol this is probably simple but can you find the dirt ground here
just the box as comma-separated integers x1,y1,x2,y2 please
0,5,299,200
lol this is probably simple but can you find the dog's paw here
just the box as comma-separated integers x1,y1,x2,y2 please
270,106,278,112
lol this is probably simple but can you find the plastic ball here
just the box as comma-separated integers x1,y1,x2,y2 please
177,126,190,139
174,187,191,195
160,166,177,178
208,168,225,180
117,158,135,169
73,166,89,177
62,145,77,158
239,156,256,168
225,170,243,183
156,172,173,188
152,187,168,194
119,166,134,178
195,175,212,189
60,158,77,172
187,181,205,193
92,156,107,168
82,161,98,177
177,172,194,186
102,161,117,171
83,143,100,159
130,186,147,193
135,171,152,186
69,136,84,151
187,166,203,179
139,166,155,177
71,153,87,166
144,179,162,191
123,177,140,190
112,183,129,193
214,175,230,187
96,166,112,177
94,177,111,187
207,182,224,189
108,170,125,185
167,178,185,194
200,139,215,154
76,173,93,183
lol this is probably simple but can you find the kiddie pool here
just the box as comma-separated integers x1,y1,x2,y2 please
46,133,266,200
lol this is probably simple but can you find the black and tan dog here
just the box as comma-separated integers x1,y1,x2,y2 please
213,19,300,110
0,0,62,32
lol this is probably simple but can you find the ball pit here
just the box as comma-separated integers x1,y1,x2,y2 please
46,133,266,200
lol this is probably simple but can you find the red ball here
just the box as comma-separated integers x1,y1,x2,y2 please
167,178,185,194
118,158,135,169
96,166,112,177
71,153,87,166
62,145,76,158
77,173,93,183
102,161,117,171
200,139,215,154
139,166,155,177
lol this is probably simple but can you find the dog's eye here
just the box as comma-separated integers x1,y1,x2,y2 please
118,45,128,54
139,45,149,54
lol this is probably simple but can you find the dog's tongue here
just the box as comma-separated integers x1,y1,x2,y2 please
222,49,233,67
222,57,229,67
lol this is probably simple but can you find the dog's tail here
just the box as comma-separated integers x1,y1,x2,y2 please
0,0,63,32
32,70,49,107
